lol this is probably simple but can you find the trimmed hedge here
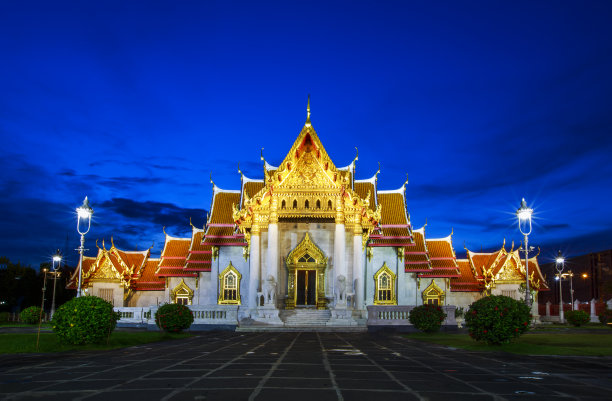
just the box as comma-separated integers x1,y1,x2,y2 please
465,295,531,345
52,296,119,345
20,306,42,324
565,310,590,327
155,303,194,333
409,304,446,333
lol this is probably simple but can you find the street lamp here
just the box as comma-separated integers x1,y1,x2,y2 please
36,267,49,350
555,250,565,323
50,250,62,318
76,196,93,297
516,198,533,308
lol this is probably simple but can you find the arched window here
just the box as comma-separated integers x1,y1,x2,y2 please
170,279,194,305
305,200,309,209
293,199,298,209
328,199,333,210
218,262,242,304
316,199,321,209
374,263,396,305
422,280,444,306
281,199,286,209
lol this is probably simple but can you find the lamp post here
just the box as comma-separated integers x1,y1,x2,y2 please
516,198,533,308
50,250,62,319
76,197,93,297
555,250,565,323
36,267,48,350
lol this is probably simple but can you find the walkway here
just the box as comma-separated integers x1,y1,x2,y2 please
1,332,611,400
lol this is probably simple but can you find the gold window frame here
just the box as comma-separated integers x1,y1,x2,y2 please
218,262,242,305
374,262,397,305
170,279,194,305
422,279,445,305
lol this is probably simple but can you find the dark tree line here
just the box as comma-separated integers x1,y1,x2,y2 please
0,257,76,313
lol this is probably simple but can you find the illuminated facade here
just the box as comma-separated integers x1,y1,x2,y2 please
69,102,549,327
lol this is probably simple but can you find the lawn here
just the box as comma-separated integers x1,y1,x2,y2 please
405,332,612,356
0,331,191,354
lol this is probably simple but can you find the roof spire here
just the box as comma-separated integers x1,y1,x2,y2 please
306,94,311,125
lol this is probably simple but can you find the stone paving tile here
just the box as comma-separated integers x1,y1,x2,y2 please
341,389,421,401
42,379,125,391
414,392,496,401
255,388,339,401
335,378,404,390
116,377,195,390
264,377,334,388
167,389,254,401
190,377,262,388
86,389,175,401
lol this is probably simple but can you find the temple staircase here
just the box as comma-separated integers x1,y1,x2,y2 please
281,309,331,326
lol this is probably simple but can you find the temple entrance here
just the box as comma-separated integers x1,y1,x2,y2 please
296,269,317,306
285,233,328,309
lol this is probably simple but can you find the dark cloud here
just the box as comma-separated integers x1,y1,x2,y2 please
100,197,207,230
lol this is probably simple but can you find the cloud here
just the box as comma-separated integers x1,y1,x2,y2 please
100,197,207,229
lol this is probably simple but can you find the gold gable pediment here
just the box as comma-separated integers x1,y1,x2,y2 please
279,150,336,190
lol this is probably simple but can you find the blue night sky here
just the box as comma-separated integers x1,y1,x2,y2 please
1,1,611,268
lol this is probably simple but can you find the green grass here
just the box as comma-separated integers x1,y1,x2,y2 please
0,322,51,328
405,332,612,356
0,331,192,354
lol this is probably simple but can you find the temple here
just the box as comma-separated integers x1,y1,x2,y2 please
68,100,549,328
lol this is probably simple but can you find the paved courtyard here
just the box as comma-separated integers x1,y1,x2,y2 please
1,331,611,400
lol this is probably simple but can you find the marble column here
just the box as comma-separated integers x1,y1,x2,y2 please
334,223,346,303
267,223,279,293
353,233,364,311
249,229,260,310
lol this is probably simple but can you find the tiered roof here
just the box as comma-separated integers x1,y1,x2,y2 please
421,234,460,278
404,227,431,272
67,241,164,292
155,233,194,277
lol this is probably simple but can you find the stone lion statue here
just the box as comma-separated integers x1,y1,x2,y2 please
263,275,276,305
336,275,347,303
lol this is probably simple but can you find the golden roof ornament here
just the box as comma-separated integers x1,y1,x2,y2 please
305,94,311,126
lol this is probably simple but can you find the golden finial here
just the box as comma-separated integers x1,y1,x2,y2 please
209,173,215,186
374,162,381,182
306,94,311,124
162,226,167,236
189,217,195,229
450,227,453,237
237,162,243,178
111,236,115,249
403,173,409,187
102,238,106,250
148,241,155,251
95,239,99,249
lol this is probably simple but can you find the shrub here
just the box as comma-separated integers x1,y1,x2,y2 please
20,306,42,324
598,308,612,326
52,296,119,345
565,310,590,327
0,311,10,323
409,304,446,333
465,295,531,345
155,303,194,333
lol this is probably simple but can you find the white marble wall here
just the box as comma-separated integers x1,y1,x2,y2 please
90,282,124,307
128,290,164,307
